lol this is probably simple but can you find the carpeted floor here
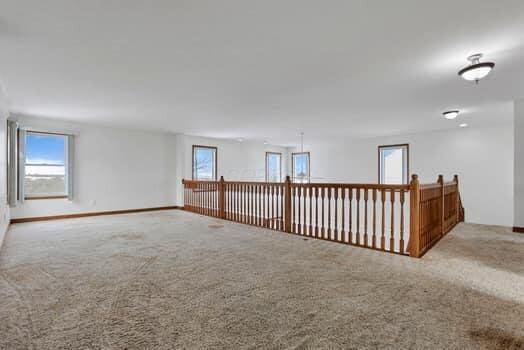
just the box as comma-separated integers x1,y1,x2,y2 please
0,210,523,349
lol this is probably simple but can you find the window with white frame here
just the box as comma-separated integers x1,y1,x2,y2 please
292,152,310,183
265,152,282,182
24,131,70,198
192,145,217,180
378,144,409,184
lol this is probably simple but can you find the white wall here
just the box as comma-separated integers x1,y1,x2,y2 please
9,115,178,219
515,100,524,228
0,87,10,246
173,134,288,205
288,124,514,227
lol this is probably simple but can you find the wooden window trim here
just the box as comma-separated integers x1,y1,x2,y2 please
265,152,282,182
291,152,310,183
192,145,218,181
378,143,410,185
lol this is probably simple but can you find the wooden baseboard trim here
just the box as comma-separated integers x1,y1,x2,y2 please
513,226,524,233
10,206,183,224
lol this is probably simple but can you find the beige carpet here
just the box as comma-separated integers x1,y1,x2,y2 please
0,210,523,349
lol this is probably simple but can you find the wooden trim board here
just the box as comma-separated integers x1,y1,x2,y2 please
11,206,183,224
513,226,524,233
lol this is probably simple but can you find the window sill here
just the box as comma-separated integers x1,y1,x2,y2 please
25,196,68,200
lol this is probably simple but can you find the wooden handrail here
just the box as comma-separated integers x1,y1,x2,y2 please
182,174,463,258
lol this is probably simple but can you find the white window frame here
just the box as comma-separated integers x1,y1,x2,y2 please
192,145,217,181
378,144,409,185
22,130,73,200
292,152,310,183
265,152,282,182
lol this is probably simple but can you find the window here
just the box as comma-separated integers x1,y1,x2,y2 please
265,152,282,182
378,144,409,184
24,131,69,198
192,145,217,180
292,152,310,183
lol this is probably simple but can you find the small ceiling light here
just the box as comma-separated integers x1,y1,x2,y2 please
443,110,459,120
459,123,468,128
458,54,495,83
237,138,244,142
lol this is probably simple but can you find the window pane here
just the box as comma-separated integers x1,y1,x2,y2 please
293,153,309,183
266,153,281,182
193,147,216,180
25,133,67,197
379,145,408,184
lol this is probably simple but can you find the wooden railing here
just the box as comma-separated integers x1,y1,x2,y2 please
409,174,463,257
182,174,463,258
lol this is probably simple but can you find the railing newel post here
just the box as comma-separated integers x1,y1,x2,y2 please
219,176,225,219
284,176,292,233
454,174,460,224
409,174,421,258
438,175,444,237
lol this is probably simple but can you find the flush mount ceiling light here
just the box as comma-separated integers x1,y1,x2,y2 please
458,54,495,83
443,110,459,120
459,123,468,128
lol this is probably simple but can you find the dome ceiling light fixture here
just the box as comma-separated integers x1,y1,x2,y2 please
443,110,459,120
458,53,495,83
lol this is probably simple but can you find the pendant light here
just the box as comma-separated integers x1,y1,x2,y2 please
458,54,495,83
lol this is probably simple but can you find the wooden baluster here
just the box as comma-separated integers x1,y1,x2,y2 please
251,184,255,225
267,185,270,228
348,188,353,243
303,186,308,236
239,183,242,222
321,187,325,239
244,184,248,223
259,185,263,226
225,183,229,219
327,187,332,240
208,182,211,216
292,186,296,233
199,183,202,214
264,184,268,228
309,186,313,236
278,185,282,230
256,185,260,226
372,189,377,248
266,185,270,228
198,183,202,215
364,188,368,247
236,183,240,222
341,188,346,243
201,183,205,215
381,189,386,250
203,182,206,216
334,187,339,241
284,176,292,233
246,184,250,224
271,185,275,229
313,187,319,237
298,186,302,234
262,184,266,227
198,183,205,215
390,189,395,252
400,189,405,254
356,188,360,245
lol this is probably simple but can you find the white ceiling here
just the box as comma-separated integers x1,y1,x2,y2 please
1,0,524,145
